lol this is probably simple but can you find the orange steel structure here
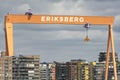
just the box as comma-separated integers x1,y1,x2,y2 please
4,14,117,80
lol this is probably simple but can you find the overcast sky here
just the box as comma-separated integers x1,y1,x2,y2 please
0,0,120,62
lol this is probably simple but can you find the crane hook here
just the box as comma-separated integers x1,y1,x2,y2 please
84,23,90,42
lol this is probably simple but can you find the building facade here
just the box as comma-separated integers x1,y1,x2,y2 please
48,63,56,80
0,52,40,80
40,63,50,80
98,52,119,80
67,59,86,80
99,52,118,62
55,62,69,80
67,61,78,80
40,62,56,80
0,52,12,80
78,62,96,80
94,62,105,80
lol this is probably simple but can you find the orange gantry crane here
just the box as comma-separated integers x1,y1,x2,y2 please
4,14,117,80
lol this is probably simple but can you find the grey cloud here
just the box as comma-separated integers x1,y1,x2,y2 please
47,0,62,3
80,1,120,15
14,39,103,62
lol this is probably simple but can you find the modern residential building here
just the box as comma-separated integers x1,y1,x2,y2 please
40,62,56,80
99,52,118,62
117,62,120,79
0,51,12,80
0,51,40,80
55,62,69,80
67,59,95,80
67,61,78,80
48,63,56,80
94,62,105,80
96,52,120,80
78,62,96,80
67,59,85,80
40,63,50,80
94,62,120,80
89,62,96,80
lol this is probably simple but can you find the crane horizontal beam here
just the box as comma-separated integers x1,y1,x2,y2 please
5,14,114,25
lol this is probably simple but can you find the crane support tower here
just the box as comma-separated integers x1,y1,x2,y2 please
4,14,117,80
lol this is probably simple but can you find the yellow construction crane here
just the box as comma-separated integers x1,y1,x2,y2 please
4,14,117,80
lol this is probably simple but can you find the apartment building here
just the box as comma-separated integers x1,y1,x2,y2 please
0,51,40,80
78,62,96,80
55,62,69,80
40,62,56,80
99,52,118,62
0,52,12,80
